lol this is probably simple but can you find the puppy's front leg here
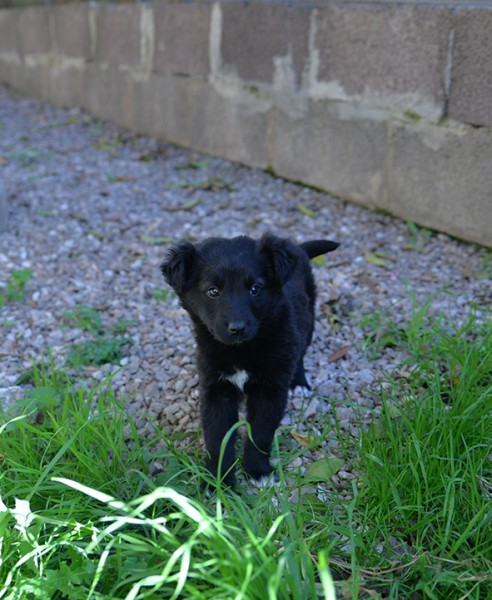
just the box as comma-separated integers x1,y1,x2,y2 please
243,386,288,480
200,381,241,487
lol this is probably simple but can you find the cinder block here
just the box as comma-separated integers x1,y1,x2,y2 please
84,65,129,125
53,4,91,59
18,7,52,56
95,4,141,67
0,9,19,54
221,3,311,85
448,8,492,127
2,61,46,99
132,74,193,146
134,73,270,168
387,121,492,247
47,63,88,108
153,3,211,77
190,82,270,167
315,4,450,113
271,102,388,206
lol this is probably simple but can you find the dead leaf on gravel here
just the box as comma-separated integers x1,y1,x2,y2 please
68,212,89,223
127,246,145,257
290,431,319,448
162,198,201,212
107,174,136,183
328,346,350,363
297,203,317,218
364,250,388,268
311,255,327,267
86,229,108,240
140,235,173,245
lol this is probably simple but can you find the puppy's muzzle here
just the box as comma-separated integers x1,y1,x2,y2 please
216,319,258,345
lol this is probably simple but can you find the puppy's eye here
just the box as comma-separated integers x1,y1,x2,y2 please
249,284,261,297
206,287,220,298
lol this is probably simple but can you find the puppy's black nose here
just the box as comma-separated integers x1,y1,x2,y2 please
228,321,246,335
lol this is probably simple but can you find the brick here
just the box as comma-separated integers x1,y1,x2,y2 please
316,4,450,110
448,8,492,127
0,9,19,54
388,122,492,247
221,3,311,85
190,81,270,167
95,4,141,67
271,102,387,206
53,4,91,59
153,3,211,77
84,65,136,127
18,7,52,56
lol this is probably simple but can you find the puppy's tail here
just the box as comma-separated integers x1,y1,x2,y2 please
300,239,339,259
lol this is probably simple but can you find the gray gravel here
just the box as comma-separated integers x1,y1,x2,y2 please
1,85,491,478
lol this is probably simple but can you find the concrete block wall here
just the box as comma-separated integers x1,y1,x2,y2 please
0,1,491,247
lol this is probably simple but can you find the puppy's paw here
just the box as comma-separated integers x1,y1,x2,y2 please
290,385,314,411
250,471,279,489
200,475,236,500
243,455,275,482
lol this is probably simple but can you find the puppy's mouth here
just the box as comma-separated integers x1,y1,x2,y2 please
213,324,258,346
218,331,251,346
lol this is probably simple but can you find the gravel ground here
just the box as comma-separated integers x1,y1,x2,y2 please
1,85,491,480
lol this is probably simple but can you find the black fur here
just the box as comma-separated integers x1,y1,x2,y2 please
161,233,339,486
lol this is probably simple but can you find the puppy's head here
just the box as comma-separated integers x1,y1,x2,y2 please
161,234,298,346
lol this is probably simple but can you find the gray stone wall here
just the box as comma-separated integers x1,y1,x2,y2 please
0,1,491,247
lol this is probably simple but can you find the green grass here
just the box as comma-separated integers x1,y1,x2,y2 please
0,368,335,599
1,297,491,598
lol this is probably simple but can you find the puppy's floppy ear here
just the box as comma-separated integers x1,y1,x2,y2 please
160,241,198,294
259,233,299,287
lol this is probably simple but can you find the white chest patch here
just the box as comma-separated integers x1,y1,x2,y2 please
222,369,250,392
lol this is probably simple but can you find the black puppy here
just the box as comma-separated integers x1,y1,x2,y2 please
161,233,338,487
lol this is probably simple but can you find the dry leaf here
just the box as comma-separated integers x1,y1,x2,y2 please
328,346,350,363
297,203,317,218
290,431,318,448
364,250,388,268
140,235,173,245
311,255,327,267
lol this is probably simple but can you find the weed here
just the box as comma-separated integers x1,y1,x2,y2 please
477,250,492,279
359,305,406,357
61,304,132,368
153,287,175,302
8,148,49,166
405,221,433,250
0,268,32,306
93,136,122,154
174,176,235,193
66,335,130,368
62,304,104,334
